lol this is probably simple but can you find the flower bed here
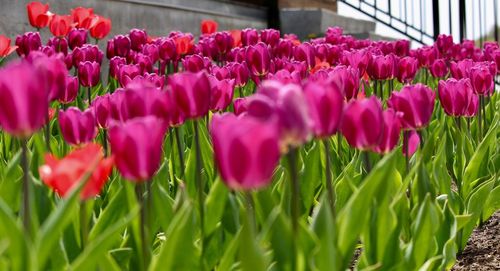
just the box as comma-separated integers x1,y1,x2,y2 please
0,2,498,270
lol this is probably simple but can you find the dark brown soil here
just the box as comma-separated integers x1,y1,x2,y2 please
452,212,500,271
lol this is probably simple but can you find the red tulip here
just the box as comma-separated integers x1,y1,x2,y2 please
340,96,384,150
210,113,281,190
388,83,435,130
429,59,448,78
59,107,97,145
303,80,344,138
78,61,101,88
0,35,17,58
174,35,194,57
39,143,113,200
49,14,73,37
372,109,402,154
168,71,211,119
229,30,242,47
89,16,111,40
71,7,94,28
109,116,168,182
396,56,419,83
209,75,235,111
438,78,477,117
201,19,218,35
0,60,49,138
246,42,271,78
27,1,52,29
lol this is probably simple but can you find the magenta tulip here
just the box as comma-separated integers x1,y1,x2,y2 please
183,54,209,72
303,80,343,138
67,28,88,50
469,65,494,96
210,113,281,190
294,42,316,70
27,52,69,102
388,83,435,130
402,130,420,157
233,98,249,115
157,37,177,62
109,56,126,79
73,44,104,67
129,29,148,51
91,94,111,128
117,80,169,121
47,37,68,55
112,35,132,58
396,56,418,84
168,71,211,119
430,59,448,78
58,107,97,145
78,61,101,88
118,64,142,87
341,49,370,75
340,96,384,150
260,29,280,47
438,78,477,117
15,32,41,57
328,65,360,101
228,62,250,87
59,76,79,104
372,109,402,154
209,75,235,111
450,59,473,79
367,54,396,80
241,28,259,46
109,116,168,182
246,42,271,78
0,60,49,137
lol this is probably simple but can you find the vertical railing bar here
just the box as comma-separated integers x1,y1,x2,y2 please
449,0,452,35
494,0,499,42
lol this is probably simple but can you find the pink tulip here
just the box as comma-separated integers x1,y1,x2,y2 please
341,49,370,75
430,59,448,78
372,109,402,154
91,94,111,128
214,31,234,56
388,83,435,130
109,56,126,79
112,35,132,58
118,64,142,87
394,39,410,57
47,37,68,55
209,75,235,111
328,65,360,100
109,116,168,182
0,60,49,137
157,37,177,62
59,76,79,104
15,32,42,57
436,34,454,56
465,94,479,117
58,107,97,145
274,38,294,59
241,28,259,46
303,80,343,138
396,56,418,83
182,54,209,72
211,66,231,80
294,42,315,70
168,71,211,119
402,130,420,157
367,53,396,80
340,96,384,150
118,80,169,121
141,43,159,63
233,97,249,115
210,113,281,190
469,65,494,96
246,42,271,78
260,29,280,47
129,28,148,51
78,61,101,88
26,52,69,102
415,46,438,68
67,28,87,50
438,78,477,117
450,59,473,79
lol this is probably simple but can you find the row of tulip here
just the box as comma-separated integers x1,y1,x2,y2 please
0,2,498,271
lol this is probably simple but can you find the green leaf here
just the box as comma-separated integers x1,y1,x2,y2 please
238,208,267,271
311,196,339,270
89,186,128,241
0,199,29,271
300,142,321,213
204,178,229,235
218,229,241,271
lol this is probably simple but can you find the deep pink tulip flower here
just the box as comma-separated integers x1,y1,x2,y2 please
415,46,438,68
211,66,231,80
367,53,396,80
47,37,68,55
119,80,169,121
27,52,69,102
157,37,177,62
129,28,148,51
294,42,316,70
469,65,494,96
246,42,271,78
141,43,159,63
396,56,419,84
233,98,249,115
129,73,165,89
303,80,343,138
67,28,88,50
112,35,131,58
59,76,79,104
372,109,402,154
0,60,49,138
394,39,410,57
402,130,420,157
58,107,97,145
118,64,142,87
209,75,235,112
133,53,153,74
340,96,384,150
15,32,42,57
430,59,448,78
438,78,477,117
241,28,259,46
109,56,126,79
436,34,454,56
465,93,479,117
450,59,474,79
91,94,111,128
109,116,168,182
341,49,370,75
328,65,360,101
210,113,281,190
168,71,211,119
260,29,280,47
78,61,101,88
73,44,104,67
388,83,435,130
214,31,234,56
274,38,294,59
183,54,209,72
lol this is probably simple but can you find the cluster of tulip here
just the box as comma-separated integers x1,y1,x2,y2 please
0,1,498,271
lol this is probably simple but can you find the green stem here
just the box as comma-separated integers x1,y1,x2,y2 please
135,183,150,271
244,191,255,232
174,127,185,179
80,201,88,249
478,96,483,142
102,129,108,157
45,109,51,153
193,121,205,265
238,86,243,98
87,87,92,107
363,151,372,174
287,148,300,271
373,80,378,97
481,96,487,133
20,138,31,236
322,140,336,216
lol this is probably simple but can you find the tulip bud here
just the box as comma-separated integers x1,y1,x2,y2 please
396,56,419,83
183,54,209,72
78,61,101,88
367,54,396,80
15,32,42,57
241,28,259,46
201,19,218,35
67,28,88,50
168,71,211,119
210,113,281,190
430,59,448,78
209,75,235,112
372,109,402,154
109,116,168,182
438,78,477,117
388,83,435,130
469,65,494,96
59,76,79,104
59,107,97,145
157,37,177,62
129,29,148,51
73,44,104,67
340,96,384,150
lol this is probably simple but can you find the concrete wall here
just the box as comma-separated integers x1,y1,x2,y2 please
0,0,267,40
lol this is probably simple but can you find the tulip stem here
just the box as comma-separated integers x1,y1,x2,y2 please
322,140,336,216
478,96,483,142
174,127,185,180
287,147,300,271
244,191,256,232
481,96,487,133
404,131,410,175
45,109,51,153
80,201,88,249
87,87,92,106
373,80,378,97
20,138,31,236
193,121,205,265
135,183,150,271
362,151,371,174
102,130,108,157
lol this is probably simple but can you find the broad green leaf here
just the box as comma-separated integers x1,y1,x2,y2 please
218,229,241,271
311,197,339,270
0,199,29,271
204,178,229,235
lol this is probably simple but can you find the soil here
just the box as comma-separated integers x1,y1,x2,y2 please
452,212,500,271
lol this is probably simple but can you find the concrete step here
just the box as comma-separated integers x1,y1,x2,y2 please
280,8,376,39
349,32,397,41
